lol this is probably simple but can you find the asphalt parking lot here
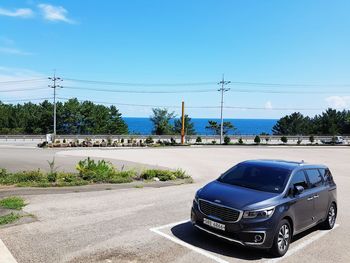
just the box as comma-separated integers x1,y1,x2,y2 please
0,145,349,262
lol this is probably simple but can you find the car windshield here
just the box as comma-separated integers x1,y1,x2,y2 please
218,163,291,193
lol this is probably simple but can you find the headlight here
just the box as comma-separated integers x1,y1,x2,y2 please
243,207,275,219
194,188,202,203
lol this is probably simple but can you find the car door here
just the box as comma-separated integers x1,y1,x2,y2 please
288,170,315,232
305,169,329,222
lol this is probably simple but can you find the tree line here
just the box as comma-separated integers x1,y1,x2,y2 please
272,109,350,135
0,99,128,135
2,98,348,136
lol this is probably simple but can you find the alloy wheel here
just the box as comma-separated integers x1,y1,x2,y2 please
328,204,336,228
277,224,290,252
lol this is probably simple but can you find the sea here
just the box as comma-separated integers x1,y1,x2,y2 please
123,118,277,135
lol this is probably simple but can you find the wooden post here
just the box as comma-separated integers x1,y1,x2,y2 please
181,101,185,144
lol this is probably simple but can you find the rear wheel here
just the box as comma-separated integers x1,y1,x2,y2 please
321,203,337,230
270,219,291,257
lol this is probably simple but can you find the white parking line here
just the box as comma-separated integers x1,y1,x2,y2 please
150,220,340,263
0,238,18,263
150,220,230,263
267,224,339,263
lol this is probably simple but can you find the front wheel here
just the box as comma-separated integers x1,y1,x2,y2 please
270,219,291,257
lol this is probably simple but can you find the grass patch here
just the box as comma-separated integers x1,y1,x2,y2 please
0,197,26,210
0,158,192,187
0,213,21,225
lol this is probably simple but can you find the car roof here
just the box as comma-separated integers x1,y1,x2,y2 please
239,159,327,171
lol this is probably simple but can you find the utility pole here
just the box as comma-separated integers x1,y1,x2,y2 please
48,71,63,136
181,101,185,145
218,74,231,144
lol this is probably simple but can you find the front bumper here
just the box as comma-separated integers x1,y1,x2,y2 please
191,202,276,249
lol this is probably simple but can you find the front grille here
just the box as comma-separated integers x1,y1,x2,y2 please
199,199,241,222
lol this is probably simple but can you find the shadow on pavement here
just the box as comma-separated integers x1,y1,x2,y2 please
171,221,272,260
171,221,326,261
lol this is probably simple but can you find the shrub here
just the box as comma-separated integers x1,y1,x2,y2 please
211,140,217,144
309,135,315,144
297,138,302,145
3,170,47,184
56,172,87,186
76,157,115,182
140,169,189,181
223,136,231,145
145,136,154,144
238,138,244,144
254,135,261,144
196,136,202,143
281,136,288,144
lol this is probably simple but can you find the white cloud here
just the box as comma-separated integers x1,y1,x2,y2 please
38,4,75,24
0,47,32,56
0,7,33,18
325,96,350,109
265,100,273,110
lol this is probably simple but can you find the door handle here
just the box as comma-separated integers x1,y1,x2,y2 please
307,197,314,201
313,194,319,199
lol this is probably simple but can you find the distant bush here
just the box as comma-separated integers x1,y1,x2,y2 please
196,136,202,143
254,135,261,144
223,136,231,145
309,135,315,144
238,138,244,144
297,138,302,145
145,136,154,144
281,136,288,144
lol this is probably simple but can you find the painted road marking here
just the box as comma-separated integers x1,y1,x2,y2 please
0,238,18,263
151,220,340,263
150,220,230,263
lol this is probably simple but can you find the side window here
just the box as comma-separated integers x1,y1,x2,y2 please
290,171,309,190
305,169,323,188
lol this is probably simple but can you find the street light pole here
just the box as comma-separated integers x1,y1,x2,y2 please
218,74,231,144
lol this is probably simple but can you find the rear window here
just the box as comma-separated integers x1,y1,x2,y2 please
218,164,291,193
319,168,333,183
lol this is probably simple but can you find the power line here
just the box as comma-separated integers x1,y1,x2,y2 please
1,97,53,103
62,85,350,94
64,77,216,87
0,78,47,84
56,97,343,111
64,76,350,88
64,86,214,94
0,87,48,93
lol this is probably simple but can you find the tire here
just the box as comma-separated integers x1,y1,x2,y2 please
270,219,292,257
321,203,337,230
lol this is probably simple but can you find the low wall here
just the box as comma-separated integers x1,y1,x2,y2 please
0,135,349,145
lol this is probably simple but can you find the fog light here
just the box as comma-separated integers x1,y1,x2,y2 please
254,234,263,242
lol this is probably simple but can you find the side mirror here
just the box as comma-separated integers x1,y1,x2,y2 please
294,185,304,195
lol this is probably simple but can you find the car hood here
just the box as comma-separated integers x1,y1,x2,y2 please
198,180,280,210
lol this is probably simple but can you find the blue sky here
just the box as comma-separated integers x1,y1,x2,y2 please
1,0,350,118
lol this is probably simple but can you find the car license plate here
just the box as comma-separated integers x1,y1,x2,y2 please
203,218,225,231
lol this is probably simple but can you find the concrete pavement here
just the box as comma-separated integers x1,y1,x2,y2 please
0,146,349,262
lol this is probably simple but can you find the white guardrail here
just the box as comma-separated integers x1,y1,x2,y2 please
0,134,349,145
